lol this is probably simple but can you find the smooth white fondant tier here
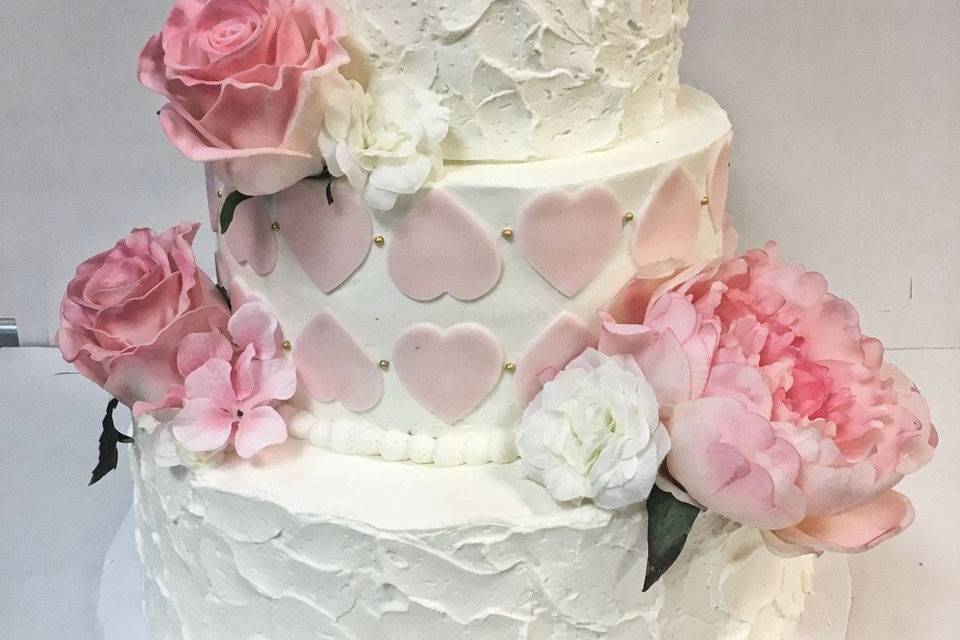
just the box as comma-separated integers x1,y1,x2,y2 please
132,433,849,640
213,87,732,443
329,0,688,161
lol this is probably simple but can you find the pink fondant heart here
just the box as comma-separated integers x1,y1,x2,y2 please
517,187,623,297
388,189,502,301
278,180,373,294
223,196,279,276
514,312,597,407
393,323,504,424
295,312,383,412
630,165,702,269
707,136,732,228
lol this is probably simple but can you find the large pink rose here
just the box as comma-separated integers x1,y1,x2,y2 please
56,223,230,407
138,0,349,195
603,242,938,553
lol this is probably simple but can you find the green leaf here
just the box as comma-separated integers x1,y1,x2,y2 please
219,190,253,234
643,485,701,591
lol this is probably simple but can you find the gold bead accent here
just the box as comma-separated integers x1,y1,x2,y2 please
700,196,710,206
378,359,390,371
623,211,635,223
504,362,517,374
501,227,514,241
281,340,292,352
271,221,281,232
374,235,386,248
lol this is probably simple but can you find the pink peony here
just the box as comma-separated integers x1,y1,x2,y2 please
170,300,297,459
138,0,349,196
603,242,937,553
56,223,229,407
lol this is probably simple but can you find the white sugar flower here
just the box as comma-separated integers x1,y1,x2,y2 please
318,73,450,211
517,349,670,510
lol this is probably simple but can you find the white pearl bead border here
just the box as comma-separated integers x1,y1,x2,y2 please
287,409,519,467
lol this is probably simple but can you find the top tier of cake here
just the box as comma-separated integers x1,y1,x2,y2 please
331,0,689,161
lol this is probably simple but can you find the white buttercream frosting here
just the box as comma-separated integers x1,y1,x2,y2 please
132,431,850,640
217,87,732,442
330,0,689,161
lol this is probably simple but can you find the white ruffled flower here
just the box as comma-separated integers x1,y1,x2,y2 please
318,73,450,211
517,349,670,510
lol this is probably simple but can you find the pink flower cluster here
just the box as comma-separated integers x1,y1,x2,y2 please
58,225,296,461
601,243,937,554
166,300,296,459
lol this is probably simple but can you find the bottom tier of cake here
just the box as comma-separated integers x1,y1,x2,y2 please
131,429,850,640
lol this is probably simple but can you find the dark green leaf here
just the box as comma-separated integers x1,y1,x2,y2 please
215,283,232,309
643,485,701,591
219,190,253,234
325,179,334,205
304,170,336,205
90,398,134,486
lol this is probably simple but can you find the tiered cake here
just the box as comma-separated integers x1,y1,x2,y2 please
56,1,937,639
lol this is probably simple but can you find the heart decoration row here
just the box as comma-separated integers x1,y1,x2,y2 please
219,138,731,301
292,311,596,425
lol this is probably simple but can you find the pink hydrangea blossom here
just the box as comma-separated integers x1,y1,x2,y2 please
603,242,937,554
149,300,297,459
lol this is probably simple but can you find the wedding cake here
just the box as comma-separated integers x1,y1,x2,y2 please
57,1,938,639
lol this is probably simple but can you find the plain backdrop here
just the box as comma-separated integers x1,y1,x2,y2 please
1,0,958,348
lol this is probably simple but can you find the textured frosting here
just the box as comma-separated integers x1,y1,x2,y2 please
329,0,689,160
213,87,732,443
132,431,848,640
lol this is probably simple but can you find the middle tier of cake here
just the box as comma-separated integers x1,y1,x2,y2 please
212,87,732,462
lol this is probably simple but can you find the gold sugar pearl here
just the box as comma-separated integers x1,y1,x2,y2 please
501,227,514,241
374,235,386,248
216,188,224,199
623,211,635,223
271,221,281,232
379,359,391,371
281,340,293,352
504,362,517,374
700,196,710,206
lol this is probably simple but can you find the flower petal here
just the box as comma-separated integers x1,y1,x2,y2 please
228,300,279,359
171,398,235,453
177,330,233,377
184,358,238,408
234,405,288,458
241,357,298,410
772,490,915,554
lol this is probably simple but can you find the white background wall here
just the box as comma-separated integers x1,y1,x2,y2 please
1,0,958,348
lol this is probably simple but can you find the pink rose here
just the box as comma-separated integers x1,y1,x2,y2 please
170,300,297,459
138,0,349,195
603,242,938,553
56,223,230,407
